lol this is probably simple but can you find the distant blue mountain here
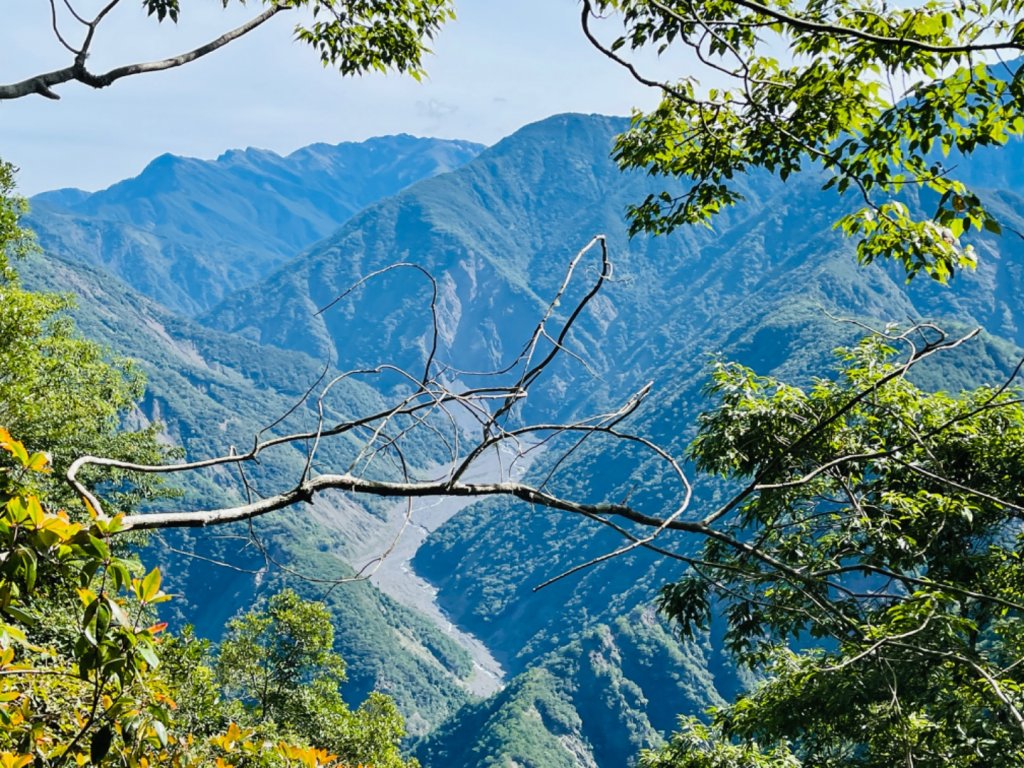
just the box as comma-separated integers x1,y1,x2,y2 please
31,187,92,209
28,135,483,314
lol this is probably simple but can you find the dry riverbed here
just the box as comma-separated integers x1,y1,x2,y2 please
336,444,532,699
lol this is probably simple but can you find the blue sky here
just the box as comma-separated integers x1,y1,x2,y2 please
1,1,681,195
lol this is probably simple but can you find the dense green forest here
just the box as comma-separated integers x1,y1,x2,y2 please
5,1,1024,767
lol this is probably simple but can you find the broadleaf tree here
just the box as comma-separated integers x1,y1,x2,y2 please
569,2,1024,763
0,431,410,766
645,329,1024,767
217,589,415,768
581,0,1024,281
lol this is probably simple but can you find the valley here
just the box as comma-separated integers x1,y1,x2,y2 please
15,111,1024,768
6,4,1024,768
339,443,535,698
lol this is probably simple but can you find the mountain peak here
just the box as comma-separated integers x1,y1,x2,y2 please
29,187,91,211
28,134,485,315
145,152,190,170
215,146,282,166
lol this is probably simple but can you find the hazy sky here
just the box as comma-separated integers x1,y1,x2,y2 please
1,1,682,195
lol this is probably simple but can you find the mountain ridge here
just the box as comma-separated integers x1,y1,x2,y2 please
27,134,484,315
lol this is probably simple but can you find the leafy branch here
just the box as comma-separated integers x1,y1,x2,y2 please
0,0,454,101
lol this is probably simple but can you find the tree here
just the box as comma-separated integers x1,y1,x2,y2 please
640,717,800,768
641,328,1024,767
0,163,35,280
581,0,1024,281
0,430,413,767
565,3,1024,762
217,589,415,768
0,428,185,767
0,0,454,101
217,589,345,726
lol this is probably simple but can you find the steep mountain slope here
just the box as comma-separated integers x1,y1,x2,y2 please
415,608,723,768
412,182,1024,664
201,115,740,387
28,135,483,314
15,249,476,730
413,138,1024,768
197,114,1024,767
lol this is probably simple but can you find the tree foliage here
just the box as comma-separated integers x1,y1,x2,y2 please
218,589,346,726
0,162,35,282
0,0,454,101
572,2,1024,763
0,429,415,767
584,0,1024,281
216,589,415,768
0,430,181,767
216,590,415,768
0,288,170,513
640,717,799,768
650,330,1024,767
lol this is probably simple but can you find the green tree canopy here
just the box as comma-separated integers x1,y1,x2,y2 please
217,589,347,725
218,589,416,768
0,162,35,281
584,0,1024,281
0,431,414,767
649,329,1024,767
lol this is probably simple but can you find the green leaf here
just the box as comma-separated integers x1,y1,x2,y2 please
984,217,1003,234
151,718,168,748
139,567,161,603
136,642,159,670
87,534,111,561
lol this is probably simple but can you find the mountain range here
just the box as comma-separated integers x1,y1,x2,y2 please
28,135,482,315
21,115,1024,767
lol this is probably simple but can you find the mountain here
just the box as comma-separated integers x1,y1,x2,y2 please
415,608,724,768
194,113,1024,767
23,114,1024,767
27,135,483,315
409,160,1024,670
200,114,767,419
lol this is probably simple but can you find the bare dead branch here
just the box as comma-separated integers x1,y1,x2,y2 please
59,231,1024,719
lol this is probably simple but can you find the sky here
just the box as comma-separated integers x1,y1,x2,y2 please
0,1,683,195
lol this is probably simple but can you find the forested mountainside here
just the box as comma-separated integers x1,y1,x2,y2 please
15,249,478,730
201,115,730,389
27,135,482,315
24,116,1024,767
